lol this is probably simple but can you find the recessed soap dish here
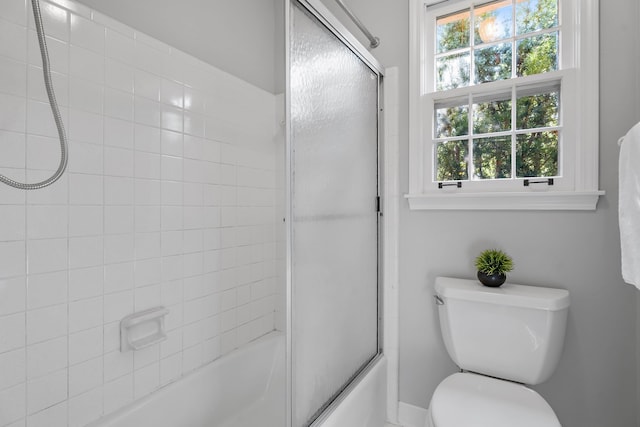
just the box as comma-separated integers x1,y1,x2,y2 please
120,306,169,352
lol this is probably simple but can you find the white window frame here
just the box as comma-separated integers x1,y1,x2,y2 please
408,0,603,210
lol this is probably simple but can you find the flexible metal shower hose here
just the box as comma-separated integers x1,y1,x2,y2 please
0,0,68,190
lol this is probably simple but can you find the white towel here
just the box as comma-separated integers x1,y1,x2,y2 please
619,121,640,289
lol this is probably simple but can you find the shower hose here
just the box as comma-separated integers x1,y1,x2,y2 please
0,0,68,190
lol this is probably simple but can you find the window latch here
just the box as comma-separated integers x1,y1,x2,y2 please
438,182,462,189
523,178,554,187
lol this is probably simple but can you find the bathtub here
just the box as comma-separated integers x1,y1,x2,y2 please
314,355,387,427
90,332,285,427
90,331,387,427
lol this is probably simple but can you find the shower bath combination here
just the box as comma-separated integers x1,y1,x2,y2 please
0,0,388,426
1,0,380,190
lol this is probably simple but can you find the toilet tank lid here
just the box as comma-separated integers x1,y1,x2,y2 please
435,277,570,311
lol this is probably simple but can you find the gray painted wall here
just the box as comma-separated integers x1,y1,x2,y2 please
74,0,280,94
321,0,640,426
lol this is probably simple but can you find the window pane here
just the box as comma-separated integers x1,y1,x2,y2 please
473,97,511,134
436,105,469,138
516,0,558,35
474,0,513,45
516,131,558,177
473,136,512,179
516,32,558,76
474,42,512,84
436,140,469,181
516,88,559,129
437,10,470,54
437,52,471,90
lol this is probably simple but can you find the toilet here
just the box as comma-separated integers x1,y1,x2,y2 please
427,277,570,427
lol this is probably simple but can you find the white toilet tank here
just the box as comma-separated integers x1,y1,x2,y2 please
435,277,570,385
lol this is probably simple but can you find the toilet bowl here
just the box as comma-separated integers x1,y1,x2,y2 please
426,373,560,427
429,277,570,427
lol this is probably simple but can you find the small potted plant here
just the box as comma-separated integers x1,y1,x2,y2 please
474,249,514,287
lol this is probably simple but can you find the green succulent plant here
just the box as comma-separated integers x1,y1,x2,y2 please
474,249,514,275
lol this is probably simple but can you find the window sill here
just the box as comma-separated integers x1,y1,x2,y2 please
405,190,605,211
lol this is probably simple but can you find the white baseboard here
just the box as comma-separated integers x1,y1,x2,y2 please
398,401,428,427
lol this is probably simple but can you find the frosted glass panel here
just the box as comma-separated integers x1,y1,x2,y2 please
290,3,380,426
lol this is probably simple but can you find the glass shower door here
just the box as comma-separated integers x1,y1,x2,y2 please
288,1,381,425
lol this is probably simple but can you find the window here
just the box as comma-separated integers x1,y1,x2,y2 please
408,0,603,210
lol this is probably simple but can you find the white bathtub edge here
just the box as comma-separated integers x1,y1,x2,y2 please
88,331,284,427
316,356,388,427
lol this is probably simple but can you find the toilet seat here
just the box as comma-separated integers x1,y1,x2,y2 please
429,372,561,427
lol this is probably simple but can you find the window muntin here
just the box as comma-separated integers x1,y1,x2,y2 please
433,0,559,90
431,0,561,185
433,81,561,182
408,0,601,210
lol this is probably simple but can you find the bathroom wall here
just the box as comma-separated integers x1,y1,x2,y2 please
636,0,640,420
323,0,640,426
69,0,281,94
0,0,281,425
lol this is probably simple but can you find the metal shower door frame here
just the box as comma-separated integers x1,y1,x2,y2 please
284,1,386,426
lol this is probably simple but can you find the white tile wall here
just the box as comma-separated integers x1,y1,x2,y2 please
0,0,282,425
